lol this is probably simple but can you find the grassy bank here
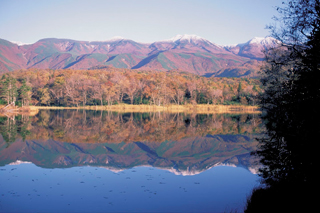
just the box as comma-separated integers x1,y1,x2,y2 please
0,105,39,117
29,104,261,114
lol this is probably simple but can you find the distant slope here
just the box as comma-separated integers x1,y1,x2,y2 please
0,35,279,77
224,37,280,60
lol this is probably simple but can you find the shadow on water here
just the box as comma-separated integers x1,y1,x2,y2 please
244,55,319,213
244,102,317,212
244,82,318,211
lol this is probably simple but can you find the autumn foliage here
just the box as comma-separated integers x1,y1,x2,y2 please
0,68,261,107
0,109,263,144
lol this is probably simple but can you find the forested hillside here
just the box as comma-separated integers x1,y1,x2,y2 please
0,68,262,107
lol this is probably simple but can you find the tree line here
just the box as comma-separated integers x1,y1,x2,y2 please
0,68,262,107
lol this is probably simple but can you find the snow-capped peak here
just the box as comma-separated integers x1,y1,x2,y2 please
106,36,125,42
224,36,280,49
10,41,30,46
161,34,212,44
158,34,224,49
248,36,279,46
170,34,204,42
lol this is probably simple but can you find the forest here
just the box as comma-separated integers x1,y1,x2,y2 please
0,67,262,107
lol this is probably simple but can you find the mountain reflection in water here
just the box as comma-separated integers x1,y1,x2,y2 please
0,110,263,175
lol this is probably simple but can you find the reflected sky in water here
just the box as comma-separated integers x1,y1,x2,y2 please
0,163,259,213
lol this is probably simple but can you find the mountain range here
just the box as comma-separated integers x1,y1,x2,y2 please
0,35,278,77
0,135,259,176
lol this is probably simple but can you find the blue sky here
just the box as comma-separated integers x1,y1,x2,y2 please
0,0,283,45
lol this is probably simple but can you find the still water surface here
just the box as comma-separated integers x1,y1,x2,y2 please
0,110,262,212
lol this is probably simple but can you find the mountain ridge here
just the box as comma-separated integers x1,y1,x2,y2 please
0,35,278,77
0,136,259,176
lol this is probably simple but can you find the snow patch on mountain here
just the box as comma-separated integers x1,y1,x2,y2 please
223,43,238,48
224,36,279,48
162,34,210,43
170,34,204,42
89,36,126,43
10,41,31,46
248,36,280,46
106,36,125,42
158,34,224,49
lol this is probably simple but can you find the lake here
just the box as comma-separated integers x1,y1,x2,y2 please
0,110,263,213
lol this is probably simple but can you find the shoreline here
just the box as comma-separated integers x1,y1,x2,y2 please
28,104,261,114
0,104,261,116
0,106,39,117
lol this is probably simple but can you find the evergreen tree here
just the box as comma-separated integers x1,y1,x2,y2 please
237,81,242,97
0,74,18,105
18,80,32,106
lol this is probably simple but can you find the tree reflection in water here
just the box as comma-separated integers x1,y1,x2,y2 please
0,110,263,174
0,110,263,144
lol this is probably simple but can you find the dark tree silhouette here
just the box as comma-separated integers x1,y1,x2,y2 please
245,0,320,212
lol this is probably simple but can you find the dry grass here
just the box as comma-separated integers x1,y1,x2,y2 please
31,104,261,114
0,105,39,117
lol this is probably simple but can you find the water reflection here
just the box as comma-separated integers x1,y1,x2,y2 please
0,110,263,174
1,110,263,143
0,110,263,212
0,163,259,213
